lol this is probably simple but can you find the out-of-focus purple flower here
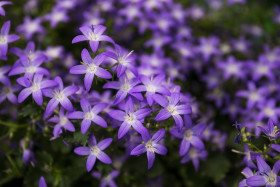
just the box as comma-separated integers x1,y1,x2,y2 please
44,46,64,61
0,84,20,104
17,73,57,105
217,56,244,80
17,17,45,39
45,7,69,28
131,129,167,169
0,65,11,85
0,1,12,16
246,156,280,186
103,75,143,105
83,10,105,26
153,93,192,129
195,37,220,61
74,134,112,172
70,49,112,91
145,33,171,52
104,44,135,78
109,97,150,139
55,0,77,10
68,98,107,134
228,0,246,5
271,144,280,153
39,176,47,187
257,100,280,122
9,55,49,79
248,56,276,81
43,76,78,118
258,119,280,140
131,74,170,106
236,82,267,109
72,25,114,52
92,170,119,187
181,147,208,172
49,108,75,138
232,37,249,53
170,116,206,156
20,139,37,166
0,21,20,59
187,6,205,20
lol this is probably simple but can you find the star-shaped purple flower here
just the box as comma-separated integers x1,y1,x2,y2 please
258,119,280,140
74,134,112,172
131,128,167,169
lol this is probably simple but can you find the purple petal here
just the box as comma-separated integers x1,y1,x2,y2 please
1,20,10,35
96,151,112,164
7,34,20,43
97,138,112,150
154,144,167,155
152,94,168,107
64,122,75,132
67,111,84,119
135,108,152,120
81,119,91,134
70,65,87,74
173,114,183,129
99,35,114,43
272,159,280,174
113,90,127,105
256,156,271,173
60,98,73,111
84,73,94,91
86,155,96,172
81,48,92,64
63,86,78,97
74,147,90,156
88,134,97,147
152,128,165,143
147,151,155,170
190,136,205,150
44,99,59,118
89,41,99,52
179,139,190,156
131,144,146,155
109,110,126,121
18,88,32,103
95,67,112,79
176,105,192,115
91,103,107,114
80,98,91,112
72,35,88,43
39,176,47,187
118,122,131,139
93,25,106,36
155,109,171,121
53,125,62,138
32,90,43,105
246,175,266,186
169,93,180,105
92,115,107,128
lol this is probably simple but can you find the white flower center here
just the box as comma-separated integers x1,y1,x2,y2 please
59,117,68,125
84,112,95,120
264,107,274,117
54,90,65,101
184,130,192,141
166,105,178,115
202,44,213,54
2,86,11,95
146,84,156,93
145,141,155,152
249,92,259,101
53,12,64,21
124,112,136,124
121,83,131,92
90,146,100,155
87,64,97,74
188,148,197,158
25,66,37,73
264,171,277,186
30,82,40,92
257,65,268,74
88,32,98,41
0,35,7,44
226,64,239,73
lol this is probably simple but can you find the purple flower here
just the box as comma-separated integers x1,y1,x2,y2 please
0,65,11,85
153,93,192,129
17,73,57,105
170,116,206,156
68,98,107,134
17,17,45,39
20,139,37,166
43,76,78,118
0,84,20,104
72,25,114,52
238,167,254,187
70,49,112,91
180,147,208,172
217,56,244,80
258,119,280,140
228,0,246,5
103,44,135,78
92,170,119,187
48,108,75,138
257,100,280,122
9,54,49,79
195,36,220,61
44,7,69,28
109,97,151,139
103,75,143,105
39,176,47,187
131,129,167,169
246,156,280,187
74,134,112,172
0,1,12,16
131,74,170,106
0,21,20,59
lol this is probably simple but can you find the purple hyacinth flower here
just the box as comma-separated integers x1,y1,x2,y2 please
9,55,49,79
238,167,254,187
180,147,208,172
68,98,107,134
103,44,136,78
109,97,151,139
103,75,143,105
0,21,20,59
39,176,47,187
72,25,114,52
246,156,280,187
43,76,78,118
48,108,75,138
92,170,119,187
74,134,112,172
131,74,171,106
0,1,12,16
70,49,112,91
258,119,280,140
0,84,20,104
17,73,57,105
153,93,192,129
0,65,11,85
131,129,167,169
170,116,206,156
